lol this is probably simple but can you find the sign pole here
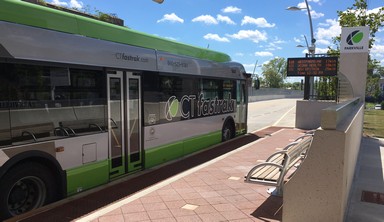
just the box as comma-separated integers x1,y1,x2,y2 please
339,26,369,100
304,76,310,100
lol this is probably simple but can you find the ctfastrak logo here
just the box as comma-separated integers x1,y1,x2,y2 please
340,26,369,53
346,30,364,45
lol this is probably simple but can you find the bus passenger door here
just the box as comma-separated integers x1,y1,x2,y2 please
107,71,142,179
126,72,142,172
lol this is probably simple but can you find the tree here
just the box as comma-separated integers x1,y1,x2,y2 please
328,0,384,101
284,82,302,90
315,77,338,100
329,0,384,53
261,57,286,88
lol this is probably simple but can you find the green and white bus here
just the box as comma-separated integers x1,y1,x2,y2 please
0,0,250,219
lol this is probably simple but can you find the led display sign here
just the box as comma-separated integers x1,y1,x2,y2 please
287,57,338,76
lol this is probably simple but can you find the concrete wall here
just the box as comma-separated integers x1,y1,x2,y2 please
283,98,364,222
339,53,368,99
248,88,303,102
295,100,336,130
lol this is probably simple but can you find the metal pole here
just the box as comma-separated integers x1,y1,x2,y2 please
304,0,316,99
304,0,315,53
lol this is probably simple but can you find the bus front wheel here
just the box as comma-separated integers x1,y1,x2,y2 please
0,162,59,220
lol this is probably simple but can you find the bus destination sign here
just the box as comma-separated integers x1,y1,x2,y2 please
287,57,338,77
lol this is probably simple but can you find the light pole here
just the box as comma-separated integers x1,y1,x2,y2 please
296,35,309,51
287,1,316,56
287,0,316,100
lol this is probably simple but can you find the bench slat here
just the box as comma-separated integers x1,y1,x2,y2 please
251,166,278,180
244,133,314,196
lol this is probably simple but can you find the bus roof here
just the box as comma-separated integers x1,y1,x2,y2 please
0,0,231,63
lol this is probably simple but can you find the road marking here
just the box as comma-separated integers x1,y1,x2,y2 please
273,105,295,126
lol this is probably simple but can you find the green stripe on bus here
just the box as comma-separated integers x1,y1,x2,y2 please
183,131,221,154
66,160,109,196
144,131,221,168
0,0,231,62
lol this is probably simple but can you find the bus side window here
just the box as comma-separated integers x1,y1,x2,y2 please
0,109,12,146
201,79,219,100
0,63,55,144
54,68,106,135
142,72,161,126
0,63,107,145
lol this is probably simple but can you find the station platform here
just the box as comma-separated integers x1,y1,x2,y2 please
10,126,384,222
11,126,301,222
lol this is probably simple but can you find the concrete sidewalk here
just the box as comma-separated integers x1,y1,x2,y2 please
14,127,305,222
75,131,384,222
346,136,384,222
10,111,382,222
78,128,305,222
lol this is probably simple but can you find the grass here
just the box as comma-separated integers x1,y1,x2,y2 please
364,105,384,138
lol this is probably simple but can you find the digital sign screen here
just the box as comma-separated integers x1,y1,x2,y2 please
287,57,338,76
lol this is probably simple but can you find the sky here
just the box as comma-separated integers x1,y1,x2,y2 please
50,0,384,82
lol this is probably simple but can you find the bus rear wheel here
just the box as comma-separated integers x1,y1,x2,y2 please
0,162,59,220
222,121,235,142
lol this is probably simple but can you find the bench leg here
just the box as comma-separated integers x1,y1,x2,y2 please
267,187,283,197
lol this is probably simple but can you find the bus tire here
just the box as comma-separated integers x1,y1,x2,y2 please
222,120,235,142
0,162,59,220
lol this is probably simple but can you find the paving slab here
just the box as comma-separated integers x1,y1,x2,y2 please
9,127,307,222
346,137,384,222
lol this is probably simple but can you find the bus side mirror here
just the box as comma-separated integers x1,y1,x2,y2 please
254,79,260,90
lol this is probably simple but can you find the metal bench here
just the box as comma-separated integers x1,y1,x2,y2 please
244,132,313,196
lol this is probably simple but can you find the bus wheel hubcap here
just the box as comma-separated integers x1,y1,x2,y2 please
8,176,46,216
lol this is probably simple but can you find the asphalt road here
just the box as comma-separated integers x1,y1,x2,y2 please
247,98,298,133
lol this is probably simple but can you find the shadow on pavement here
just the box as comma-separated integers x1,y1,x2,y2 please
251,195,283,222
18,133,265,222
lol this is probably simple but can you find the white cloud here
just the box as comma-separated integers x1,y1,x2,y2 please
263,37,285,51
310,10,324,19
165,36,178,41
294,37,302,43
50,0,83,8
297,2,308,9
315,19,341,42
192,15,218,25
315,47,329,54
69,0,82,8
152,34,178,41
308,0,322,4
235,53,244,57
367,7,383,15
192,15,236,25
339,6,383,17
50,0,68,7
241,16,275,28
301,47,328,54
265,43,282,51
227,30,268,43
371,44,384,58
296,2,324,19
221,6,242,14
272,38,286,44
157,13,184,23
203,33,230,42
217,15,236,25
242,62,265,74
255,51,273,57
316,39,331,46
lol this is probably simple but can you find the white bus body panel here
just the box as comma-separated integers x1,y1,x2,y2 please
55,133,108,170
